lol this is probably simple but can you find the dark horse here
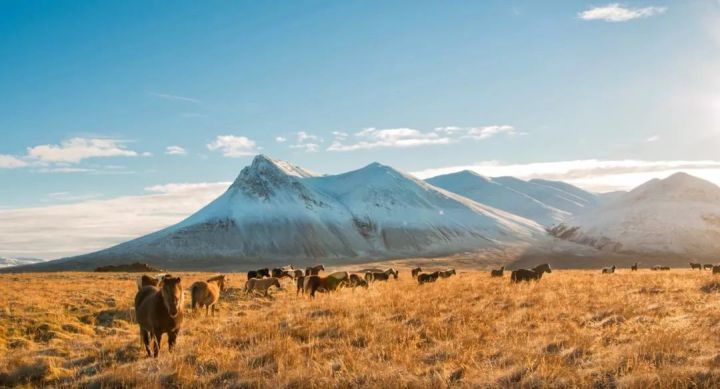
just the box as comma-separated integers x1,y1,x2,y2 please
305,264,325,276
690,262,702,270
135,276,184,357
511,264,552,282
631,262,638,271
417,271,440,284
247,268,270,280
491,267,504,277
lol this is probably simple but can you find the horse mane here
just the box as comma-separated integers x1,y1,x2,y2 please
206,274,225,283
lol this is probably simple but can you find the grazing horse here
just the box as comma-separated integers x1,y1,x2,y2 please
411,267,422,279
348,274,369,289
660,266,670,271
245,277,282,296
631,262,638,271
417,271,440,284
511,264,552,283
365,268,398,282
690,262,702,270
305,264,325,276
491,267,504,277
303,275,346,298
247,268,270,280
190,275,226,316
135,276,184,358
271,268,294,279
704,264,714,270
602,265,616,274
438,268,456,278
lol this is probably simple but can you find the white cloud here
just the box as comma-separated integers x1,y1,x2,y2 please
578,4,667,22
0,154,28,169
289,131,322,152
26,138,139,164
645,135,660,142
0,182,228,259
414,159,720,192
165,145,187,156
327,126,518,152
206,135,260,157
275,136,287,143
465,125,518,140
148,92,200,104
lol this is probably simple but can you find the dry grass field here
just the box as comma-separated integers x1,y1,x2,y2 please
3,268,720,388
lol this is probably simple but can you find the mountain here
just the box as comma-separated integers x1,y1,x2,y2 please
427,171,598,226
548,172,720,259
0,257,44,268
12,155,543,271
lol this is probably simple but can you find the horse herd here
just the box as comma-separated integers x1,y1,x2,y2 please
132,260,712,358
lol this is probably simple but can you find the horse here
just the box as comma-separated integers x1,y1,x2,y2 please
411,267,422,279
713,266,720,274
328,271,350,284
295,276,306,295
631,262,638,271
490,267,504,277
348,274,369,289
247,268,270,280
417,271,440,285
135,276,184,358
190,275,226,316
438,268,456,278
365,268,398,282
601,265,616,274
690,262,702,270
271,268,293,279
303,275,346,298
245,277,282,296
305,264,325,276
660,266,670,271
704,264,714,270
291,269,304,279
510,263,552,283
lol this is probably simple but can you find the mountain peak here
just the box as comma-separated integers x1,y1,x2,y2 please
626,172,720,203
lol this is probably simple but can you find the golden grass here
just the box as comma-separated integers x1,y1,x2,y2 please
3,269,720,388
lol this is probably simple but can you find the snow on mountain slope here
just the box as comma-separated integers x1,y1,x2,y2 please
0,257,44,269
548,172,720,258
493,176,598,215
24,155,543,271
427,171,571,226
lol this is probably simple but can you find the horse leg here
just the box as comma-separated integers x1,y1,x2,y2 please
211,304,216,316
168,330,179,352
205,305,209,316
140,329,151,357
151,331,161,358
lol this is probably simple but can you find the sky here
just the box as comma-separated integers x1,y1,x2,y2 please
1,1,719,259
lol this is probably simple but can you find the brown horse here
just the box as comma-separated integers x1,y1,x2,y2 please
631,262,638,271
305,264,325,276
272,267,295,278
245,277,282,296
136,274,172,291
303,275,345,298
411,267,422,279
511,264,552,282
349,273,369,289
190,275,226,316
713,266,720,274
690,262,702,270
417,271,440,284
135,276,184,358
438,268,456,278
295,276,306,295
365,268,398,282
490,267,504,277
601,265,616,274
704,264,714,270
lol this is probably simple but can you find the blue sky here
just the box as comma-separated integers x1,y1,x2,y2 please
1,1,719,258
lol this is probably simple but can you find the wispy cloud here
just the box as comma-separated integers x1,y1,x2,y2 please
289,131,322,152
207,135,260,157
165,145,187,156
26,138,140,164
327,125,519,152
578,3,667,22
148,92,201,104
275,136,287,143
0,154,28,169
0,182,228,259
645,135,660,143
46,192,103,202
414,159,720,192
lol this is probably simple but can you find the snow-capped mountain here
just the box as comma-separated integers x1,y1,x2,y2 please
548,172,720,259
18,155,543,271
427,171,597,226
0,257,44,268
